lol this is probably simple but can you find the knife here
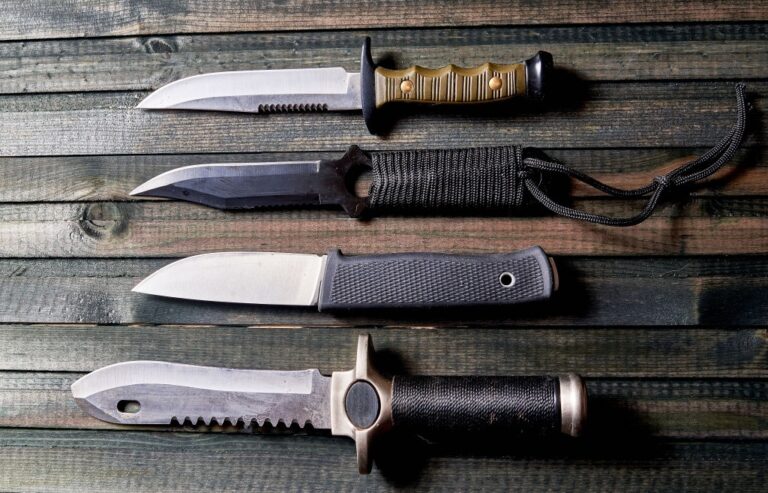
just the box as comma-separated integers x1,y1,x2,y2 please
133,247,556,310
138,37,553,134
72,334,587,473
129,145,527,217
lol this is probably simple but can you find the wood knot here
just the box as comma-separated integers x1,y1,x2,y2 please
143,37,177,54
78,203,129,240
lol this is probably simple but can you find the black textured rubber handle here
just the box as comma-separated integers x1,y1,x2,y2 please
316,246,555,310
391,376,560,435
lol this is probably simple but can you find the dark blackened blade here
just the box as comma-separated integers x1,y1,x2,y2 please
130,160,329,209
131,146,371,216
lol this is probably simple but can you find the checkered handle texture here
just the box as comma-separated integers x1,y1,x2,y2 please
317,246,555,310
391,376,560,435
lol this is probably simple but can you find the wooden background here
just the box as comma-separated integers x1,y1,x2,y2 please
0,1,766,491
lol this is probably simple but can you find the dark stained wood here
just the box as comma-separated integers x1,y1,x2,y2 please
0,429,766,492
0,325,765,377
0,199,767,258
0,25,765,94
0,1,763,41
0,4,766,491
0,82,760,156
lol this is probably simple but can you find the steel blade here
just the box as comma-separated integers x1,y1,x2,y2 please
138,67,361,112
132,252,326,305
72,361,331,428
130,160,328,209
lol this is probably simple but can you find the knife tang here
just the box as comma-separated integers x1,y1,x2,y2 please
317,246,556,310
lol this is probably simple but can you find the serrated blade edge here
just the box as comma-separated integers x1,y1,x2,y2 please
72,361,332,429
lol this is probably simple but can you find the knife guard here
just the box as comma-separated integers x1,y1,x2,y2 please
360,37,552,134
317,246,556,310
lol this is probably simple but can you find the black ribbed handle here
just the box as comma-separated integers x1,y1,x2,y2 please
391,376,560,435
317,246,555,310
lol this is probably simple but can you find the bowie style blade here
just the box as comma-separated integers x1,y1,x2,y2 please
72,335,587,473
138,37,553,134
132,247,557,310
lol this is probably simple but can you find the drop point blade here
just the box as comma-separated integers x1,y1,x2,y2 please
132,252,327,306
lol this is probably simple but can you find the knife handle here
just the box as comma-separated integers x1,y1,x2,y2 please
360,37,552,134
390,374,586,437
317,246,556,310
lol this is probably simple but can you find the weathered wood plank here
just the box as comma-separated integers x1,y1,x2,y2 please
2,372,765,439
0,255,765,325
0,199,767,258
1,1,764,41
1,25,766,93
0,148,762,202
0,325,765,377
0,429,765,492
0,82,759,156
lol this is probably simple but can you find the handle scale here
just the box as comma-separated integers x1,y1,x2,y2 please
317,246,555,310
374,62,527,107
391,376,561,436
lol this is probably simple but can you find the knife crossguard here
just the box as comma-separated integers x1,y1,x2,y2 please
332,335,588,474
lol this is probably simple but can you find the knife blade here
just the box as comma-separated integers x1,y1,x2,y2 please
72,334,587,473
138,37,553,134
132,247,557,310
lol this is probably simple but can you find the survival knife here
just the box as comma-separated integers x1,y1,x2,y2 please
72,334,587,473
132,246,557,309
138,37,553,134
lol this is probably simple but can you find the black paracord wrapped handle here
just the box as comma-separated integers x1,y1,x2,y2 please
368,84,748,226
391,376,561,436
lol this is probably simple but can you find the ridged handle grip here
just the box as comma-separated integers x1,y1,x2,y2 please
317,246,555,310
391,376,561,436
373,51,551,108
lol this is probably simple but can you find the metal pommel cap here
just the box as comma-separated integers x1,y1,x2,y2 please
559,373,588,437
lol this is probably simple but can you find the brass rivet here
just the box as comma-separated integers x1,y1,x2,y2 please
489,76,503,90
400,79,414,93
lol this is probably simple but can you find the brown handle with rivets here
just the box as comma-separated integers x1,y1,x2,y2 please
374,62,527,108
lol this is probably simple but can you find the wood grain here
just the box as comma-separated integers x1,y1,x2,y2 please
0,199,767,258
0,258,765,326
0,325,765,377
0,429,766,492
1,25,765,94
0,1,764,41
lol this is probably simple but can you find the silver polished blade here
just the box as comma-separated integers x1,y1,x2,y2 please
138,67,361,112
71,361,331,428
130,160,326,210
132,252,327,305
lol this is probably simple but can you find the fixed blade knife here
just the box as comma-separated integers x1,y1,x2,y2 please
132,247,557,309
130,145,524,217
72,334,587,473
138,37,553,134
